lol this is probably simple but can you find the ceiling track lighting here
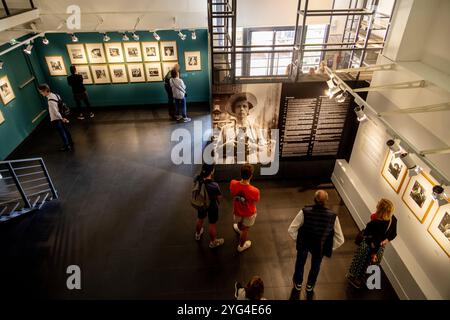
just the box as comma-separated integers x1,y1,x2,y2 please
153,31,160,41
335,91,348,103
23,43,33,55
432,185,449,207
191,30,196,40
122,33,130,41
354,105,367,122
132,32,139,41
400,152,421,177
386,139,402,157
177,30,186,41
42,36,49,45
103,33,110,42
71,33,79,42
9,39,18,45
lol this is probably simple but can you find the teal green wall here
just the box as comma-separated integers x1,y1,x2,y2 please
0,36,48,160
34,29,210,107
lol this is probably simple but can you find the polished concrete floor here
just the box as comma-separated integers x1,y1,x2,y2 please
0,105,398,300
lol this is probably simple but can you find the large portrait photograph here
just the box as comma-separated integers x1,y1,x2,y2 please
402,172,437,223
428,203,450,257
66,44,88,64
45,56,67,76
85,43,106,64
211,83,281,164
104,43,124,63
381,151,408,193
123,42,143,62
0,76,15,105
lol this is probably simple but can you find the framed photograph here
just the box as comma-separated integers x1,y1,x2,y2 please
74,65,93,84
381,151,408,193
109,64,128,83
90,65,111,84
402,172,437,223
141,42,160,62
104,42,124,63
160,41,178,61
162,62,178,78
66,44,88,64
0,76,15,105
428,203,450,257
85,43,106,64
0,109,4,124
144,63,163,82
45,56,67,76
184,51,201,71
123,42,142,62
127,63,146,83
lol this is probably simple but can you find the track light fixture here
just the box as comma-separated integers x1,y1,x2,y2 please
335,91,348,103
153,31,160,41
191,30,196,40
177,30,186,41
103,33,110,42
42,37,49,45
71,33,79,42
131,32,139,41
122,33,129,41
354,105,367,122
400,152,421,177
10,39,18,45
386,139,402,157
23,43,33,55
432,185,449,207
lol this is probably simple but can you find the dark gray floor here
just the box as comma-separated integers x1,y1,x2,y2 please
0,105,398,300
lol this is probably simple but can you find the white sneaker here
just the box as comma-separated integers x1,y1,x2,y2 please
233,223,241,235
176,116,183,121
237,240,251,252
209,238,224,248
195,227,204,241
182,117,191,123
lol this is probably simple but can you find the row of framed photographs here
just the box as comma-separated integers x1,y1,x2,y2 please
381,151,450,257
66,41,178,65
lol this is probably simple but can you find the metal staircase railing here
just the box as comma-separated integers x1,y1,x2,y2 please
0,158,58,222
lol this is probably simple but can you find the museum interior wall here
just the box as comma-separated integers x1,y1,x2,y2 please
332,0,450,299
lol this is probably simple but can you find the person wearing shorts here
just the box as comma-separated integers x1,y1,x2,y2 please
230,164,260,252
195,163,224,249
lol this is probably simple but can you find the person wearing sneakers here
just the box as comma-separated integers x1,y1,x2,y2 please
288,190,344,299
67,65,94,120
230,164,260,252
194,163,224,249
169,69,191,123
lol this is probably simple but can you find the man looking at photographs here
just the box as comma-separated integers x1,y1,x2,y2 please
164,64,180,120
67,66,94,120
214,92,270,164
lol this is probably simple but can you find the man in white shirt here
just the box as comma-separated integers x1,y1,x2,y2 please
288,190,344,299
38,84,73,151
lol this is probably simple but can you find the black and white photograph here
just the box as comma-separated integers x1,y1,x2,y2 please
184,51,201,71
45,56,67,76
212,83,281,164
74,65,93,84
0,76,15,105
429,204,450,257
388,160,402,180
109,64,128,83
90,65,111,84
141,42,160,62
160,41,178,61
105,43,124,63
402,172,436,223
85,43,106,63
410,181,426,209
127,63,146,82
381,152,407,193
66,44,88,64
438,212,450,242
123,42,142,62
110,48,120,57
144,63,163,82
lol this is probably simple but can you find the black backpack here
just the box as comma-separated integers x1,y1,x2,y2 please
49,94,70,117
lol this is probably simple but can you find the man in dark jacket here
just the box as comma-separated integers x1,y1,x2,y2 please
288,190,344,299
67,65,94,120
164,64,180,120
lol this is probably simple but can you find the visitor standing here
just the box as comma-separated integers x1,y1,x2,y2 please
67,65,94,120
169,69,191,122
230,164,260,252
164,64,180,120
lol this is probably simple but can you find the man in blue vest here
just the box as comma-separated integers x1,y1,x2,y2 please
288,190,344,299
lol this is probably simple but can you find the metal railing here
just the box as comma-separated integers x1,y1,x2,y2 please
0,158,58,222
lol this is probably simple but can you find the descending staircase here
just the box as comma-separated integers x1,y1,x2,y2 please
0,158,58,222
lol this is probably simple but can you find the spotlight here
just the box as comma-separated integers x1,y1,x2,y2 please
400,152,421,177
432,185,449,207
327,86,341,99
132,32,139,41
103,33,110,42
178,30,186,41
23,43,33,55
386,139,402,157
326,78,335,90
10,39,18,45
191,30,196,40
42,37,49,45
153,31,160,41
71,33,79,42
335,91,348,103
354,105,367,122
122,33,129,41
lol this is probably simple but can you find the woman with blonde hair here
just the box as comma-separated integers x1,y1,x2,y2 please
346,198,398,289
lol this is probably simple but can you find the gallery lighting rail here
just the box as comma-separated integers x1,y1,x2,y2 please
325,65,450,186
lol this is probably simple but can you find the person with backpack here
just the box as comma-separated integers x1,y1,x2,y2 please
192,163,224,249
67,65,94,120
164,64,179,120
38,84,73,152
